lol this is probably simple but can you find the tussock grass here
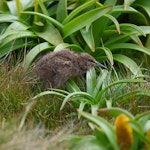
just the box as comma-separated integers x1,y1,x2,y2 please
0,58,77,128
0,59,36,119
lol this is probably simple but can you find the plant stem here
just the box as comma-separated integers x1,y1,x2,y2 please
34,0,38,22
16,0,21,16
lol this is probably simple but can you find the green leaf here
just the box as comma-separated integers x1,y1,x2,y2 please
65,79,81,92
0,39,33,57
0,21,29,42
35,24,64,46
113,89,150,104
56,0,67,22
130,34,143,46
104,0,117,5
78,101,86,119
38,0,49,16
112,5,147,25
54,43,83,52
110,43,150,57
78,110,119,150
63,0,97,24
134,111,150,123
86,67,97,95
32,90,67,100
60,92,95,110
0,30,36,49
98,47,114,65
113,54,142,75
96,79,146,103
124,0,136,9
120,23,146,37
81,26,95,52
7,0,34,14
103,14,120,34
129,121,150,145
0,14,18,22
63,6,112,38
133,0,150,18
93,70,108,97
21,11,63,30
24,42,53,69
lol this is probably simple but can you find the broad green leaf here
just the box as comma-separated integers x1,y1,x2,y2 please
133,0,150,17
35,24,64,46
103,14,120,34
86,67,97,95
93,70,108,97
98,47,114,65
0,14,18,22
0,30,36,48
7,0,34,14
124,0,136,9
63,0,97,24
81,26,95,52
92,17,109,47
104,31,133,46
0,39,33,57
104,0,117,5
130,35,143,46
0,21,29,41
112,5,147,25
0,0,9,12
54,43,83,52
146,34,150,50
120,23,146,37
24,42,53,69
56,0,67,22
113,54,142,75
78,110,119,150
91,104,99,116
140,26,150,35
63,6,112,38
65,79,81,92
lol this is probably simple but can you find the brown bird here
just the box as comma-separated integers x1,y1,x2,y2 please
34,49,106,88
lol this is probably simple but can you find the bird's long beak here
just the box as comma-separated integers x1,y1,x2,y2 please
95,61,107,69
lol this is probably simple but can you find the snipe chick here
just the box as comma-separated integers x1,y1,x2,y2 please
34,49,106,88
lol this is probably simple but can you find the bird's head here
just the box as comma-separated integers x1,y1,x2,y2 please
79,53,107,71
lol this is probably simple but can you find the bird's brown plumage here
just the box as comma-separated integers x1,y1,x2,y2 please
34,49,105,88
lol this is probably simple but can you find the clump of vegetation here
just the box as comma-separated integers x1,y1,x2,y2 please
0,60,35,119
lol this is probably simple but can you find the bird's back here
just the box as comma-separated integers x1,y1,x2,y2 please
34,49,80,87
